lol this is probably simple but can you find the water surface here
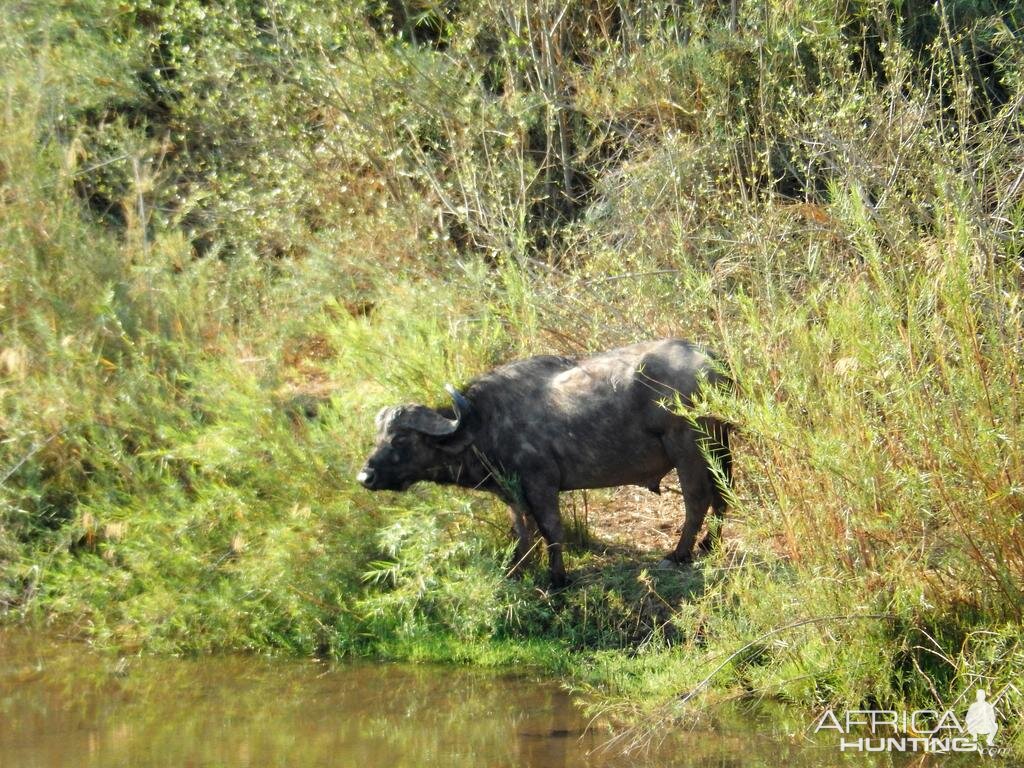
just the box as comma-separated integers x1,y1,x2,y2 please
0,629,915,767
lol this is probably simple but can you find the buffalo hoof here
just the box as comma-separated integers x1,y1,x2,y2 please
549,575,572,591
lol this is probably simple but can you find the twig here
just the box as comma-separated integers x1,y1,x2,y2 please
1,431,63,487
578,269,681,287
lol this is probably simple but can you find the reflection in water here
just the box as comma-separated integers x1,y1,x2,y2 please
0,630,893,768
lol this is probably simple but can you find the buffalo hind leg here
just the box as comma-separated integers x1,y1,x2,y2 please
697,487,726,554
661,430,715,566
698,425,732,554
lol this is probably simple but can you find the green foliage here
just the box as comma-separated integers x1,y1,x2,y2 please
1,0,1023,743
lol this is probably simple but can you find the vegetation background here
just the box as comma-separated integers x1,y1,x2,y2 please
2,0,1022,744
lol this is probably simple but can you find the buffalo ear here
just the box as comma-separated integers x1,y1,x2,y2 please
436,424,477,454
374,406,392,431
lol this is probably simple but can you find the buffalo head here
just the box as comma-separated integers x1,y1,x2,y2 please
356,385,474,491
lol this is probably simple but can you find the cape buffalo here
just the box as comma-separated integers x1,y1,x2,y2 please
357,339,732,587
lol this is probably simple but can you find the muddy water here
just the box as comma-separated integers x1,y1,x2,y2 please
0,629,883,768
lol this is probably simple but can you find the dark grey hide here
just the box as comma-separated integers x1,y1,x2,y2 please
357,339,732,587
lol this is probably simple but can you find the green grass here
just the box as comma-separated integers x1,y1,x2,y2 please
1,0,1023,749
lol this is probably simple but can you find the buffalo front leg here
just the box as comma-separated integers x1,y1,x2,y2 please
506,504,539,576
522,483,567,588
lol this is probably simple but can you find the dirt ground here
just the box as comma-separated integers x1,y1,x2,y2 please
562,483,694,555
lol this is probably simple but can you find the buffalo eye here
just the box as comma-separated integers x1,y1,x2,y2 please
388,435,410,461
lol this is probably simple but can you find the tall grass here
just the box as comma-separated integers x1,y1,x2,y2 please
1,0,1023,742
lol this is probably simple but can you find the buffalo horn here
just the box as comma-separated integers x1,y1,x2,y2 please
444,384,472,421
